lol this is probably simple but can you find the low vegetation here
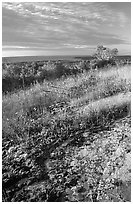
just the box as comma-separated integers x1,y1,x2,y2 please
2,46,131,94
2,47,131,201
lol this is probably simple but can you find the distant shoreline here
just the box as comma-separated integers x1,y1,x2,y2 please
2,55,131,63
2,55,91,63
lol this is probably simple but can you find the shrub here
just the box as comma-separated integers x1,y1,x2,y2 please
91,45,118,69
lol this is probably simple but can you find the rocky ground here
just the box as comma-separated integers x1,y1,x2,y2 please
46,115,131,201
4,114,130,202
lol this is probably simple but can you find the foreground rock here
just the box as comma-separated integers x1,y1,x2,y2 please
46,115,131,201
3,115,130,201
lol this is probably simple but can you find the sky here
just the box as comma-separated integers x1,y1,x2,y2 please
2,2,131,57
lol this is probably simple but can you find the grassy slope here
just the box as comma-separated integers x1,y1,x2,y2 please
2,64,131,201
3,65,130,142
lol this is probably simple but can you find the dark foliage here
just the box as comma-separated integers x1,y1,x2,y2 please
2,52,130,93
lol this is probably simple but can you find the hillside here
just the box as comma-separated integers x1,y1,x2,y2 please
2,63,131,201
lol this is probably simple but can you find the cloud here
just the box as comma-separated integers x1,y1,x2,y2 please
3,45,30,49
2,2,118,25
2,2,130,26
2,2,131,55
117,12,128,27
64,44,95,49
2,45,63,50
2,2,129,32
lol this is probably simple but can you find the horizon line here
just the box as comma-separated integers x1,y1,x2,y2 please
2,54,131,58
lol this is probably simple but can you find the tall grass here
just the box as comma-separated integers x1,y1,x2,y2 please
2,65,131,144
2,64,131,202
